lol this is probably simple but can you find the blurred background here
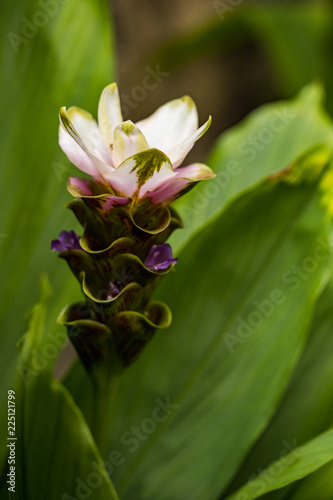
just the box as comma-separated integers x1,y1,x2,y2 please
112,0,333,164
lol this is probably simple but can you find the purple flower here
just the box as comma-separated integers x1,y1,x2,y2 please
51,230,81,253
144,244,178,271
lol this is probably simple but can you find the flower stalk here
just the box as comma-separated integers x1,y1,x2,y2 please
91,371,121,456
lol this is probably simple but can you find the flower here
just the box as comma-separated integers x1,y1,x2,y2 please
144,244,178,271
51,230,81,252
59,83,215,205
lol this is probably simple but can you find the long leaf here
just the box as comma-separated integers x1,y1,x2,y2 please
0,0,115,464
289,460,333,500
224,268,333,499
7,277,119,500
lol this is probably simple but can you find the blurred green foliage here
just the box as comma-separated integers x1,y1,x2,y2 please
5,277,119,499
0,0,115,486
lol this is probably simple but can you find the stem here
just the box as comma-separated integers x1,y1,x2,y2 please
91,371,121,457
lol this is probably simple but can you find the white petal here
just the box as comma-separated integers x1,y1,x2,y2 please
59,124,100,178
136,95,198,155
105,149,177,199
148,163,216,204
112,121,150,167
59,107,114,179
66,107,114,166
167,116,212,168
98,83,123,148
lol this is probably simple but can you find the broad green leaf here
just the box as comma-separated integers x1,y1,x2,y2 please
225,429,333,500
6,277,118,500
105,153,333,499
171,84,333,252
0,0,115,464
224,268,333,499
290,461,333,500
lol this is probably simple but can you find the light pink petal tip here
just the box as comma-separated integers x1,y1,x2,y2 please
148,163,216,204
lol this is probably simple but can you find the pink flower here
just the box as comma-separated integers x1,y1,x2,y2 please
59,83,215,206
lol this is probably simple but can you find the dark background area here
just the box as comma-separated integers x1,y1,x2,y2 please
111,0,333,164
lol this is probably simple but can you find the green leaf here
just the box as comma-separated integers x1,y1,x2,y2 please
171,84,333,253
0,0,115,464
289,461,333,500
225,429,333,500
224,268,333,499
105,152,333,499
11,277,119,500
